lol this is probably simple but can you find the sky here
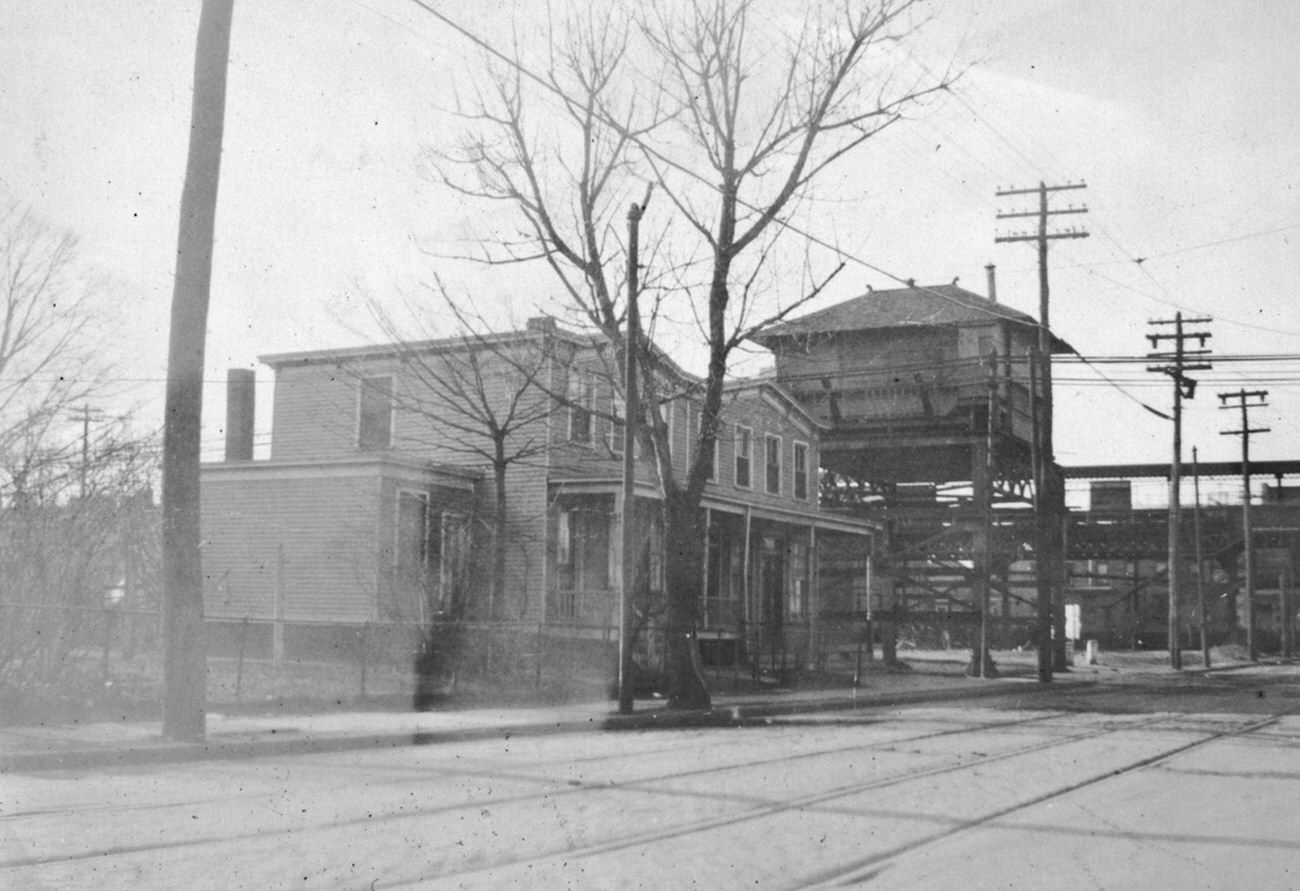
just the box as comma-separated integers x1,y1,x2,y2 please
2,0,1298,493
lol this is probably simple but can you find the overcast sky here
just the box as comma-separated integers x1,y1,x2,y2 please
2,0,1297,485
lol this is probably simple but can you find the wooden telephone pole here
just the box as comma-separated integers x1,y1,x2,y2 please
69,404,105,499
996,181,1088,680
1147,313,1212,669
1219,388,1269,662
162,0,234,742
618,189,651,715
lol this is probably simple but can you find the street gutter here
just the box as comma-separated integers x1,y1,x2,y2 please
0,676,1090,774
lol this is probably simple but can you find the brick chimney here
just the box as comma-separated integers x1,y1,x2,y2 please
985,262,997,303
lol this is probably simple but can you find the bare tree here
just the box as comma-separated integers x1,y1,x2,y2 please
0,422,160,715
429,0,956,708
0,201,106,491
0,195,161,718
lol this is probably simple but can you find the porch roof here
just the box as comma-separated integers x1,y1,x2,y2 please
546,476,878,536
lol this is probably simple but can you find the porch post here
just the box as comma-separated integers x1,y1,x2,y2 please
703,507,712,628
743,506,753,676
808,524,818,672
615,487,632,711
539,500,550,625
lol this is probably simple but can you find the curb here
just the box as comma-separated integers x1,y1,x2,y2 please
1,676,1085,774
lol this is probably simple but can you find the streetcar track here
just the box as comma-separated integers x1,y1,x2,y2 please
2,710,1271,881
380,712,1193,887
0,710,1057,826
0,709,1076,872
797,713,1286,888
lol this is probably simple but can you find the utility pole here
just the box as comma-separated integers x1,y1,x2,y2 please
162,0,234,742
971,350,997,679
1193,447,1209,668
618,187,651,715
69,404,105,499
1147,312,1212,670
996,181,1088,678
1219,388,1269,662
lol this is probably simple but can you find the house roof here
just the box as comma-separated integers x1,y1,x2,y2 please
257,323,580,369
723,372,825,434
258,316,705,383
752,283,1073,353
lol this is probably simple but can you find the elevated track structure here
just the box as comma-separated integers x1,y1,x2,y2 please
759,283,1299,670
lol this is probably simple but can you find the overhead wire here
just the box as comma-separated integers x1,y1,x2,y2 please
397,0,1049,332
377,1,1300,433
928,57,1300,345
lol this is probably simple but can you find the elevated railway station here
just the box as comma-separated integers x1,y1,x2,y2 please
756,279,1065,672
758,281,1298,670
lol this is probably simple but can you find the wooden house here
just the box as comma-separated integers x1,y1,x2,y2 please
200,318,876,672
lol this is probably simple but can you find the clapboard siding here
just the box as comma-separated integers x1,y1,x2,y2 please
500,459,551,621
708,387,821,517
269,363,361,461
203,468,379,622
202,460,475,624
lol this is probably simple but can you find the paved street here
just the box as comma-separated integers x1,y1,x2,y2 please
4,667,1299,890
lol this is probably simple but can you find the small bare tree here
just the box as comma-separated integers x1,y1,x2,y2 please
429,0,957,708
366,294,557,621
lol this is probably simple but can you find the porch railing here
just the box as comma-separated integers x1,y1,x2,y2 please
547,587,616,628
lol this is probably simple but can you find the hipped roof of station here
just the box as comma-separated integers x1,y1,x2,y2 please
753,283,1074,354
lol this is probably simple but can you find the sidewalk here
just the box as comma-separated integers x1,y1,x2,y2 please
0,659,1072,773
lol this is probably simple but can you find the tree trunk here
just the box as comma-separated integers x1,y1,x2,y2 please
662,492,711,710
492,454,508,620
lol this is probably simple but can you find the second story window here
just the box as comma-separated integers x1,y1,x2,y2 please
793,441,810,500
765,434,781,495
734,426,752,488
690,407,717,482
700,435,717,482
568,372,594,443
358,375,394,449
608,393,626,454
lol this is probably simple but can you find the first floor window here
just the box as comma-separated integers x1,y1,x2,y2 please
557,508,610,591
393,490,431,622
788,540,808,619
396,491,428,580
